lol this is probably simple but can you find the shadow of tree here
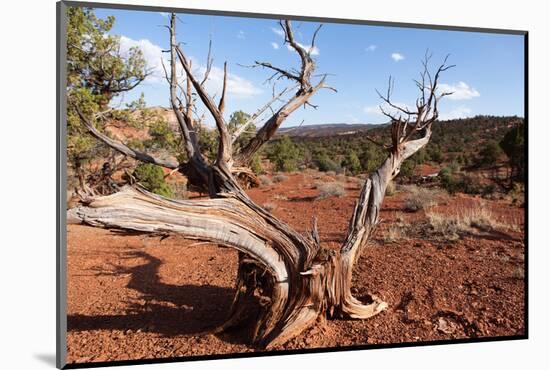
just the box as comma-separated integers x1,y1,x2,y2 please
68,251,237,338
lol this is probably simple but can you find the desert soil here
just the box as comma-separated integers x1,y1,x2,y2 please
66,173,525,364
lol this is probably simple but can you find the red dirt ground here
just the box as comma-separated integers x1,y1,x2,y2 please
66,173,525,364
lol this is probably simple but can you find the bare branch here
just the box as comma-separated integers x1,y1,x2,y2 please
236,76,326,165
218,62,228,115
185,60,194,125
304,101,318,109
200,38,214,86
168,13,199,160
73,104,179,169
310,24,323,51
231,85,296,144
175,44,232,166
375,77,416,116
283,20,314,91
234,20,326,164
251,61,301,83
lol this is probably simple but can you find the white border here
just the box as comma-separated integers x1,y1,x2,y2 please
2,0,547,369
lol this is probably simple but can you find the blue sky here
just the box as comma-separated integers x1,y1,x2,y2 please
93,7,525,127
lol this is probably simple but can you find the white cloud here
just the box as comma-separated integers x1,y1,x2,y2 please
366,44,377,52
391,52,405,62
118,35,262,99
159,12,169,18
286,42,320,56
199,64,262,99
270,42,280,50
271,27,285,37
439,106,473,120
237,30,245,39
438,81,480,100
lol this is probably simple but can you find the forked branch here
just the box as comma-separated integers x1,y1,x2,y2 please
231,85,296,144
168,14,201,162
175,45,233,167
338,56,454,320
235,20,327,165
69,12,450,350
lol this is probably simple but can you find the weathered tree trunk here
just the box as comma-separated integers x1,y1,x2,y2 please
69,12,453,347
67,184,377,348
67,133,432,347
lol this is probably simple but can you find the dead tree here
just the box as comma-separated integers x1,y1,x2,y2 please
68,14,453,348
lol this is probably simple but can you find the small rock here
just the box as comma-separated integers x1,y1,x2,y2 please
437,317,455,334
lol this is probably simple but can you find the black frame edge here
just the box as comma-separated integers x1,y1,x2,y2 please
57,1,69,369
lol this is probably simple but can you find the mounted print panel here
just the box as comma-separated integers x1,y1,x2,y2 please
57,1,527,368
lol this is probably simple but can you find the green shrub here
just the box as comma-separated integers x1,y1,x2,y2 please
399,159,416,179
267,136,300,172
440,170,486,195
228,110,254,150
132,163,173,197
144,118,179,154
500,122,525,181
250,154,264,175
342,151,361,175
315,154,341,173
360,146,385,173
476,140,502,168
427,145,444,163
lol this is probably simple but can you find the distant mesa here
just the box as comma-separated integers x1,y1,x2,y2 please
277,123,380,138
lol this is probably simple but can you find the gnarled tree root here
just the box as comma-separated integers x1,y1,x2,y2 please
68,186,387,348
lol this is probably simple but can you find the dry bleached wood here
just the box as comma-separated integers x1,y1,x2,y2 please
70,13,453,348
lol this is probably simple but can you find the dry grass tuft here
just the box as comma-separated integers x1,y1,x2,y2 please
259,175,272,186
380,200,523,244
402,185,443,212
273,173,289,183
385,180,396,196
336,174,348,183
348,176,364,189
426,203,521,240
263,202,277,212
384,224,407,243
316,182,346,199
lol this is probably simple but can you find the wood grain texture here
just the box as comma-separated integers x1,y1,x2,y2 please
70,14,452,347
